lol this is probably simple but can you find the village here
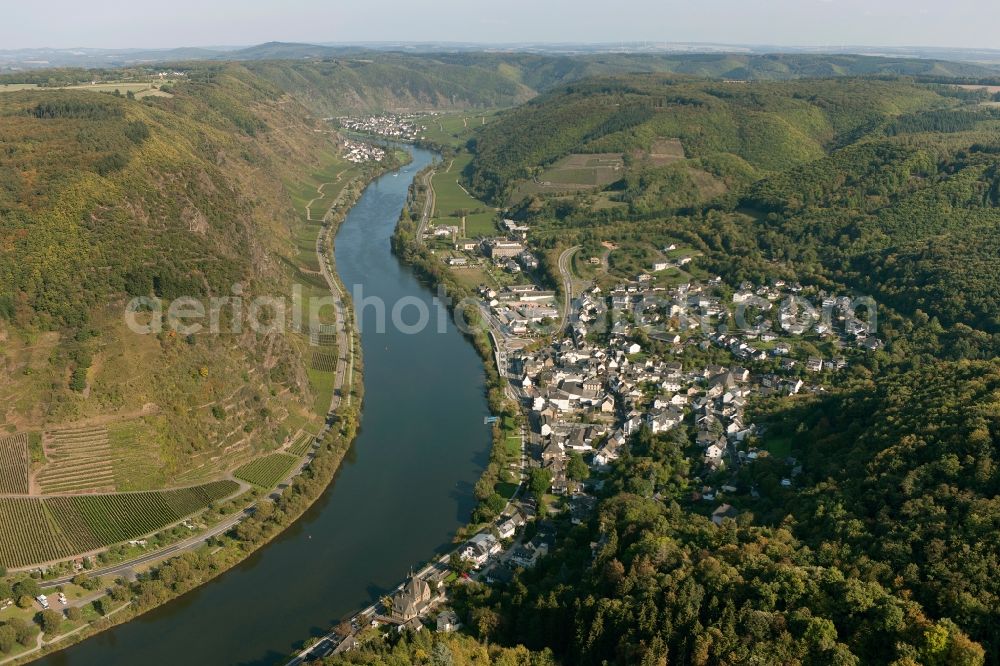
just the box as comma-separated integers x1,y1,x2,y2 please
340,137,386,163
336,114,424,142
289,216,884,663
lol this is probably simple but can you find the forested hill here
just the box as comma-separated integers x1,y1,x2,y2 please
234,51,1000,115
466,76,955,202
6,51,1000,117
465,75,1000,356
243,57,536,115
0,63,354,480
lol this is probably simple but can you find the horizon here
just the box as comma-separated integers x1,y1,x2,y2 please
5,0,1000,52
7,38,1000,54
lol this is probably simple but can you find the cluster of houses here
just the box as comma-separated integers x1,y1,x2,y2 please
479,284,559,336
341,138,386,163
337,114,423,141
426,230,540,274
500,266,884,512
512,329,769,490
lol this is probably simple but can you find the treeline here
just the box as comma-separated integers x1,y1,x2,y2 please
885,107,1000,136
29,99,124,120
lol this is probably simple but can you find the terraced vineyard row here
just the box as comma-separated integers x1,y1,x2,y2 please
0,480,240,568
234,453,299,488
37,426,115,494
0,433,30,494
288,431,316,456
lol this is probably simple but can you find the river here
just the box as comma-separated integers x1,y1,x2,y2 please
38,146,492,665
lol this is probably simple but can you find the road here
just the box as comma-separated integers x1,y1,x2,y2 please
45,508,252,586
556,245,582,334
414,163,437,244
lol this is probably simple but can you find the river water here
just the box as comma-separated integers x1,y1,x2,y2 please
38,147,492,665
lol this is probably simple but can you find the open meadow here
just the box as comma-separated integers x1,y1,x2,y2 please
431,153,497,237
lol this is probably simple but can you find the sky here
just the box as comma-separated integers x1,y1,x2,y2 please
3,0,1000,51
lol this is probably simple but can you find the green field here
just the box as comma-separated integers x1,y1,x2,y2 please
234,453,300,488
431,153,497,237
109,419,170,491
510,153,624,201
415,111,497,148
0,480,239,568
0,81,175,98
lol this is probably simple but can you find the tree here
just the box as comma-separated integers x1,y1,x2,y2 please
567,453,590,481
0,625,15,654
448,552,471,575
484,492,506,515
529,468,553,496
472,607,499,644
12,578,39,600
38,609,62,634
65,606,82,622
431,640,455,666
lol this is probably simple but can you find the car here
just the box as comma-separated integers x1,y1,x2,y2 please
36,595,49,609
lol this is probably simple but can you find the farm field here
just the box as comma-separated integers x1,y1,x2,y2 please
36,426,115,494
642,137,686,165
0,433,30,494
109,419,169,491
0,480,239,568
431,153,497,238
510,152,624,201
307,328,340,416
234,453,300,488
0,80,175,98
416,111,496,147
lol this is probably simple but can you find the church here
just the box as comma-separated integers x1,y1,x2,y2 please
391,574,433,622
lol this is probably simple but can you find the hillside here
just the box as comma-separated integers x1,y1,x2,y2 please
238,51,1000,116
466,75,1000,351
328,365,996,664
321,72,1000,665
466,75,954,203
0,63,366,567
244,57,536,115
8,50,999,118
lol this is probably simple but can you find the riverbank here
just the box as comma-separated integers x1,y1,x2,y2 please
282,150,528,664
29,143,491,666
392,164,526,536
9,154,394,665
